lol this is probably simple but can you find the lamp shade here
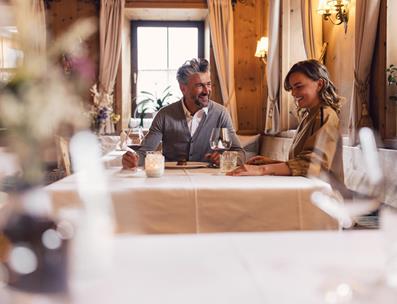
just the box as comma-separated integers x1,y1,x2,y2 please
254,37,268,58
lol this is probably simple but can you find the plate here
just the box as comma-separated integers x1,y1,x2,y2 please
165,161,209,169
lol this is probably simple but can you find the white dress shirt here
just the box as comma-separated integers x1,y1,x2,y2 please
181,99,208,136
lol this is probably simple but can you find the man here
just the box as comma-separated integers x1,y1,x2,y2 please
122,58,244,169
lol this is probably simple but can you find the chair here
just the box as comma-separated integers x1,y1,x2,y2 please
56,136,72,176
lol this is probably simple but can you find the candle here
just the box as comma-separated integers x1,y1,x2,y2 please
145,151,165,177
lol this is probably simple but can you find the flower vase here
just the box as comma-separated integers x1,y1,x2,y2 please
0,187,69,295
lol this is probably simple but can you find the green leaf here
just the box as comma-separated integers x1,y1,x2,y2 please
140,90,156,98
161,85,172,94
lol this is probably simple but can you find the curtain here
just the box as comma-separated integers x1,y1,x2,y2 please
348,0,381,144
300,0,324,61
30,0,46,55
207,0,238,129
11,0,46,62
98,0,124,134
264,0,281,134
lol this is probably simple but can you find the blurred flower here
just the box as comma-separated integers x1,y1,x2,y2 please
0,1,96,189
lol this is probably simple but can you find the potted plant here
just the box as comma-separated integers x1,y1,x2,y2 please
386,64,397,101
133,85,174,128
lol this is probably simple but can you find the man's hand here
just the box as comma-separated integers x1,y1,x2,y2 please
122,151,139,169
246,155,280,165
226,164,264,176
205,152,221,166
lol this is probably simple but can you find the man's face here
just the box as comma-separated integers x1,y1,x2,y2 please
180,72,212,109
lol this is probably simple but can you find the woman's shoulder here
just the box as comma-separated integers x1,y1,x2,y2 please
317,105,340,127
321,105,339,118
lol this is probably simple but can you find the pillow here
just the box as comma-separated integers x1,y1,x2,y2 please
238,134,260,160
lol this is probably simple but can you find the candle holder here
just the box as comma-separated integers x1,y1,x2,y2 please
145,151,164,178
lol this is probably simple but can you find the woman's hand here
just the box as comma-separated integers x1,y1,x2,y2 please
246,155,280,165
226,164,264,176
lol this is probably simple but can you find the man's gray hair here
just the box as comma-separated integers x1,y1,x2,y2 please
176,58,209,84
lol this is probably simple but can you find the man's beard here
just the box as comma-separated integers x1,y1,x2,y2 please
193,93,210,108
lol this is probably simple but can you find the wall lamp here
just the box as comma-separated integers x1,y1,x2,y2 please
317,0,350,33
254,36,268,64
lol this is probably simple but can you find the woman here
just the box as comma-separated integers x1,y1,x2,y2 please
228,59,344,184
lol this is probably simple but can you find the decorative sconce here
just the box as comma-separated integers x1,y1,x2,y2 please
318,0,350,33
254,36,268,64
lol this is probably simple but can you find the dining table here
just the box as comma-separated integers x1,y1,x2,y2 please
44,150,338,234
0,229,394,304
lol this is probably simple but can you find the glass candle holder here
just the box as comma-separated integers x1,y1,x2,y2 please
220,151,238,173
144,151,164,178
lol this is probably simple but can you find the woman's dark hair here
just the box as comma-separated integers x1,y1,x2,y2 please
176,58,209,84
284,59,341,113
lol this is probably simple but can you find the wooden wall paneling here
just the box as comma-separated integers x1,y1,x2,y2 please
46,0,100,99
323,2,355,136
234,0,265,133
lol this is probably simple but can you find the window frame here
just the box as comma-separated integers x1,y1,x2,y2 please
130,20,205,117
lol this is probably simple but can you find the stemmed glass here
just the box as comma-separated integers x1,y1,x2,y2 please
310,127,389,303
311,127,383,229
209,128,232,153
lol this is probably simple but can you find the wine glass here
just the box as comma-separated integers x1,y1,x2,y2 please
209,128,232,153
311,127,383,229
310,127,388,303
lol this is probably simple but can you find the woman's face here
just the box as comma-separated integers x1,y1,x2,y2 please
288,72,323,109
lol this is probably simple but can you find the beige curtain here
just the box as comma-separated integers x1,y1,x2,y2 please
207,0,238,129
30,0,46,55
300,0,324,61
348,0,381,144
98,0,124,134
11,0,46,62
264,0,281,135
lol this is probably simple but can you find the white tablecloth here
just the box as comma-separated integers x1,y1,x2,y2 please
45,154,337,233
1,230,394,303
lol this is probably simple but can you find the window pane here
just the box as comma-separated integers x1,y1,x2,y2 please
137,27,167,70
137,70,181,113
168,27,198,69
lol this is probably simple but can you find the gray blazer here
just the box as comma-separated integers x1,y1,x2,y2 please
136,99,244,165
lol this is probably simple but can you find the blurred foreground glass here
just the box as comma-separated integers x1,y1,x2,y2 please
145,151,164,177
311,127,383,229
380,206,397,289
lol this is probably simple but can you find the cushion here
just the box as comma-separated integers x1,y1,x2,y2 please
238,134,261,160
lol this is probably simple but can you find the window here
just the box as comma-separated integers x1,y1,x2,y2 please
131,21,204,115
0,26,22,82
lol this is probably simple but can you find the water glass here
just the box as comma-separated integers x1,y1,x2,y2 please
220,151,238,173
145,151,164,177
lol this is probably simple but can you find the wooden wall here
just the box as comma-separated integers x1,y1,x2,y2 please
322,2,355,135
46,0,99,82
233,0,268,134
